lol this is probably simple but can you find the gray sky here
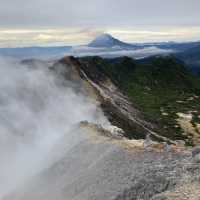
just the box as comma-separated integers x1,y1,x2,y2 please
1,0,200,27
0,0,200,46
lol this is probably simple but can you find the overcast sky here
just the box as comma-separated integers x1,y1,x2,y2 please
0,0,200,47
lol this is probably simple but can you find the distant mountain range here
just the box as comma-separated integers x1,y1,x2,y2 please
0,33,200,76
88,33,200,76
88,33,200,51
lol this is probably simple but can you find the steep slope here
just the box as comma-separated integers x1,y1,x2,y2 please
88,33,134,48
58,56,172,143
78,56,200,145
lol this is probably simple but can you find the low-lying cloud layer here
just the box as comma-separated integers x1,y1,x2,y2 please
70,46,173,59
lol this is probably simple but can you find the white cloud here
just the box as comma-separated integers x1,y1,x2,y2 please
0,28,103,47
70,46,173,59
108,27,200,43
0,26,200,48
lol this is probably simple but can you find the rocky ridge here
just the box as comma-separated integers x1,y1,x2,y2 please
58,56,176,143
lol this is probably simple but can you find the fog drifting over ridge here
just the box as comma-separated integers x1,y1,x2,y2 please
0,57,109,199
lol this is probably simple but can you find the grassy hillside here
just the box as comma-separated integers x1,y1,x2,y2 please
80,56,200,145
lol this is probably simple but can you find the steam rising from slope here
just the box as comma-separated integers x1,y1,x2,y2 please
0,57,109,199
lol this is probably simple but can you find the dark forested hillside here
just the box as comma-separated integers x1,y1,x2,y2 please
80,56,200,145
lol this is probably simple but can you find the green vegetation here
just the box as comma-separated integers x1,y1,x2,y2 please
81,56,200,145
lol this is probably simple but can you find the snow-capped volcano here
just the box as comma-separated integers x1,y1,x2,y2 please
88,33,134,48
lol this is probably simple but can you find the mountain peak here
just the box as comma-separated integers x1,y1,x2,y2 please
88,33,133,48
94,33,113,40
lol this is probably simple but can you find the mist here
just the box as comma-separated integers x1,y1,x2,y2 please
0,56,109,199
71,46,173,58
